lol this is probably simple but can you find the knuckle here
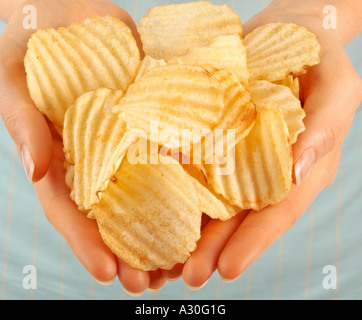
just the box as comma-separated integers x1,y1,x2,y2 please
322,153,341,191
2,110,19,138
320,121,341,155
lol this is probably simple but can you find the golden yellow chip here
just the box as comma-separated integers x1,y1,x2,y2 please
63,88,137,212
186,66,256,164
169,34,250,85
138,1,243,61
114,64,255,162
201,102,293,211
245,22,321,82
206,66,256,144
113,64,226,150
183,164,240,221
135,55,167,82
273,75,300,99
25,15,141,133
249,80,305,144
90,154,202,271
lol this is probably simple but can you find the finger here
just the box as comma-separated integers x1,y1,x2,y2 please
161,263,184,281
34,134,117,283
292,48,362,186
218,145,342,281
201,213,212,230
148,269,167,293
117,259,150,297
81,1,144,57
0,7,59,182
111,7,144,58
0,64,52,182
183,211,249,289
0,0,23,23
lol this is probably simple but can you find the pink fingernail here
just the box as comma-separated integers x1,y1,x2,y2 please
123,288,145,297
21,145,35,183
165,276,181,282
96,279,115,286
220,277,236,283
188,279,209,291
293,148,316,186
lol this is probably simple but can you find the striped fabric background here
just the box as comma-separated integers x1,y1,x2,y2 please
0,0,361,300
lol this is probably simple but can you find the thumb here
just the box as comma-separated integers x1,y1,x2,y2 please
0,64,53,183
292,50,362,186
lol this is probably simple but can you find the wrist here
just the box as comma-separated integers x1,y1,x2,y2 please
0,0,26,23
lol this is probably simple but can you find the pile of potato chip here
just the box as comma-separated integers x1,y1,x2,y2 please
24,1,321,271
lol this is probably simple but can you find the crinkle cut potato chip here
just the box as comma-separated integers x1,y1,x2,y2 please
187,66,256,164
114,64,256,160
63,88,137,212
183,164,240,221
273,75,300,99
205,66,256,145
169,34,250,85
90,154,202,271
249,80,305,145
202,102,293,212
114,64,226,149
25,15,141,133
245,22,321,82
138,1,243,61
135,55,167,82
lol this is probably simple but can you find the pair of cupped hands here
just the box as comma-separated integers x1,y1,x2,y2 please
0,0,361,295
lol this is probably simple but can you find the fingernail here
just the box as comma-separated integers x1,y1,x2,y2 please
188,279,209,291
21,145,35,183
147,288,161,293
220,277,236,283
123,288,145,297
165,276,181,282
293,148,316,186
96,279,115,286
